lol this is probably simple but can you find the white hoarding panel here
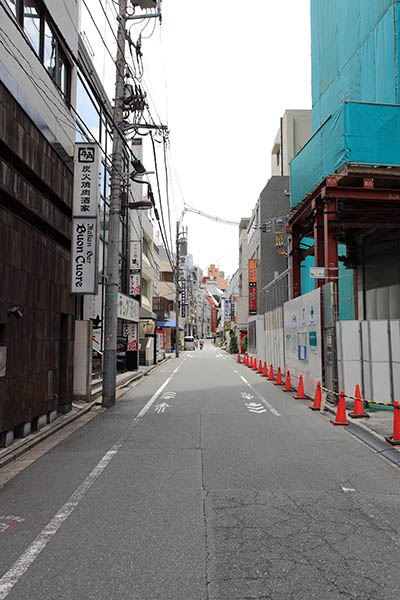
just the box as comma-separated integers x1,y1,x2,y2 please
71,218,98,294
117,293,139,322
73,143,101,217
284,288,322,397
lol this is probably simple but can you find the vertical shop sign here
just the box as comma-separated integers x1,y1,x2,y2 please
71,143,100,294
249,259,257,315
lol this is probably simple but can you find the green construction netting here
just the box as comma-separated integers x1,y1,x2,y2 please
290,100,400,208
311,0,399,131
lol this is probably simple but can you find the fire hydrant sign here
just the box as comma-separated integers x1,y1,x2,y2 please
73,143,101,217
71,219,98,294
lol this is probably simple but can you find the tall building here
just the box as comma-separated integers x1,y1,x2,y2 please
0,0,79,446
271,110,311,177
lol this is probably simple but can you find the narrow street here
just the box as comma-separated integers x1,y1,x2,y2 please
1,342,400,600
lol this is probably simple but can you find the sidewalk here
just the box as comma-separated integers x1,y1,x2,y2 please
0,354,174,471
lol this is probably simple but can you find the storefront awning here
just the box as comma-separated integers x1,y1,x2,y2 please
157,319,184,330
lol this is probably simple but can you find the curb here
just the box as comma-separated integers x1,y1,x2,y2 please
0,355,174,471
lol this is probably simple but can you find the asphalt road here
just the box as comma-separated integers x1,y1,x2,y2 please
1,342,400,599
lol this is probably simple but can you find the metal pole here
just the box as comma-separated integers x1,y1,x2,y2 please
175,220,180,358
102,0,127,407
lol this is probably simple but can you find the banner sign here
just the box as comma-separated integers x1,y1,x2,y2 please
117,293,139,322
129,272,141,296
130,241,141,271
181,281,186,317
249,259,257,283
73,143,101,217
123,323,138,351
249,283,257,315
71,218,98,294
224,299,230,321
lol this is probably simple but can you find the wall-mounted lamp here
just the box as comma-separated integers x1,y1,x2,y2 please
8,305,23,319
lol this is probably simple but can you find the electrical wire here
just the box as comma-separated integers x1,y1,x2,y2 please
162,135,173,254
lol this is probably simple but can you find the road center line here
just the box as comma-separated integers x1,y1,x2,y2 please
239,375,281,417
0,358,186,599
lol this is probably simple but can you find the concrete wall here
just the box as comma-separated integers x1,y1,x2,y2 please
259,177,290,312
271,110,312,177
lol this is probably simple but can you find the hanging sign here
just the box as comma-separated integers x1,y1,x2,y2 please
117,293,139,322
71,218,98,294
130,241,141,271
72,143,101,217
129,272,141,296
123,323,138,351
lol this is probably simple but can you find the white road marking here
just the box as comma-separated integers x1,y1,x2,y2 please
245,402,267,414
0,359,186,599
161,392,176,400
241,392,254,400
239,375,281,417
342,486,356,493
154,402,169,414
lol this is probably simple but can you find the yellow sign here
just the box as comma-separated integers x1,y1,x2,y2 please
224,322,231,330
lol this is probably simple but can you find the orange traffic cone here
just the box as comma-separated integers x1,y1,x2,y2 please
253,358,258,371
249,356,253,369
262,362,267,377
293,374,306,399
274,366,283,385
243,354,247,366
282,370,293,392
267,363,274,380
349,384,369,419
310,381,322,411
385,401,400,446
258,360,262,374
330,391,348,426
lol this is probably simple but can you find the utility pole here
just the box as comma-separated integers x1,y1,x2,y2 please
175,220,180,358
102,0,127,407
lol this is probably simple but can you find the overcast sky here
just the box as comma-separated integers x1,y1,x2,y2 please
81,0,311,279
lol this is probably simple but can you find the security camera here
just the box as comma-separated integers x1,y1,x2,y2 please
8,305,23,319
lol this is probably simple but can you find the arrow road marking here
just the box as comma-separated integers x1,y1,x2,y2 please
155,402,169,413
161,392,176,400
239,375,281,417
241,392,254,400
245,402,267,414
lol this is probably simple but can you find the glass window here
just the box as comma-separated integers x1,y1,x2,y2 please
76,76,101,142
44,20,56,78
23,0,41,56
5,0,17,16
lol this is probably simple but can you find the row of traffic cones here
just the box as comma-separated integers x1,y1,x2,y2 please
238,353,400,446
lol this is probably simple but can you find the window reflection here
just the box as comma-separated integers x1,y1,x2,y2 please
5,0,17,16
23,0,41,56
76,76,101,142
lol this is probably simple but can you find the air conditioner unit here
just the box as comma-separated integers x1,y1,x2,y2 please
131,1,157,8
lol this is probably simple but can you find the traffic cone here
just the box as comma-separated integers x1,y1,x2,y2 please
249,356,253,369
330,391,348,426
349,384,369,419
262,362,267,377
258,360,262,374
237,353,241,364
310,381,322,411
282,370,293,392
274,366,283,385
253,358,258,371
385,401,400,446
293,374,306,399
267,363,274,380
